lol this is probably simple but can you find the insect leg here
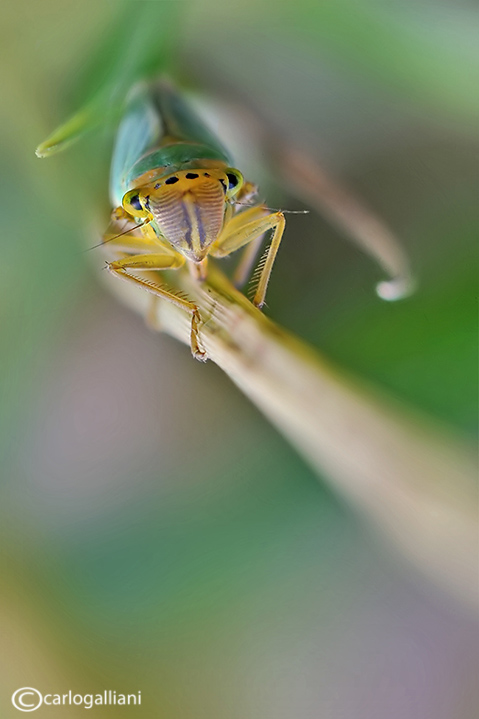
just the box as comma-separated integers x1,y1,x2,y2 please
100,229,185,333
232,233,265,288
211,206,286,308
108,253,207,361
101,232,160,256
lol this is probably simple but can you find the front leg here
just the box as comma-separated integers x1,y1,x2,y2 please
108,253,207,361
210,205,286,308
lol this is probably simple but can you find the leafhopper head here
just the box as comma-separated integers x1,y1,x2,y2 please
122,168,244,262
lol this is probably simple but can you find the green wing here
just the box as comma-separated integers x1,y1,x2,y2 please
114,81,233,205
109,84,163,207
151,80,230,160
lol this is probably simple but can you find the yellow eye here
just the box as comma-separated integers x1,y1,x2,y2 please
224,169,243,199
122,190,150,218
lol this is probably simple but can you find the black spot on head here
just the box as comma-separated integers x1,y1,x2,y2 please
129,194,142,212
154,183,160,189
165,176,179,185
186,172,199,179
203,172,210,177
226,172,238,189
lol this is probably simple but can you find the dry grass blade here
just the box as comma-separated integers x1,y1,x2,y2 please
275,145,415,300
211,95,414,300
100,257,477,613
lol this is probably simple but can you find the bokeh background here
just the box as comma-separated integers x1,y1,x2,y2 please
1,1,477,717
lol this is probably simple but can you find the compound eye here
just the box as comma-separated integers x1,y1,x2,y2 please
224,169,243,198
122,190,149,218
129,194,142,212
227,173,238,189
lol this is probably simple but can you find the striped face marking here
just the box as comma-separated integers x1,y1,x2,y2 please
147,171,226,261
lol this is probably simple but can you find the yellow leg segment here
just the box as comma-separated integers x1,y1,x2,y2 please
101,230,179,258
211,206,286,308
102,233,159,254
232,233,265,288
108,253,207,361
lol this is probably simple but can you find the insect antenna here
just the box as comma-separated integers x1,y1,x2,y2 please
277,209,310,214
82,219,152,253
234,200,310,214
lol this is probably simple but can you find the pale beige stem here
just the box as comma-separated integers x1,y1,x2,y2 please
99,257,477,612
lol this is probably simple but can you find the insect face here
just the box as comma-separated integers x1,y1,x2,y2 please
122,168,244,262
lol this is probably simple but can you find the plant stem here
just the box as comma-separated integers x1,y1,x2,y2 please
102,259,477,612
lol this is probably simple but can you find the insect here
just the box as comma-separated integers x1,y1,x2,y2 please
37,78,413,362
90,80,284,361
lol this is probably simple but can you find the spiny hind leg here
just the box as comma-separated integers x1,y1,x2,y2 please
211,205,286,308
108,253,207,361
232,233,265,288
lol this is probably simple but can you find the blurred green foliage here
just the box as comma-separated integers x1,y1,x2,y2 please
1,1,477,717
